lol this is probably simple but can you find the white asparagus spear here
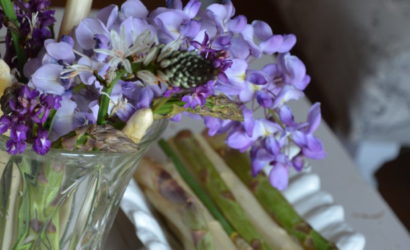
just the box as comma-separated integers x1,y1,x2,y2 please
59,0,93,37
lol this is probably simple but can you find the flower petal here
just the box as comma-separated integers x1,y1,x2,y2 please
303,135,326,159
121,0,148,18
226,129,253,152
97,4,119,28
307,103,321,134
75,18,109,50
252,20,273,41
184,0,201,18
228,15,247,33
269,163,289,190
30,64,65,95
45,41,75,62
50,96,77,139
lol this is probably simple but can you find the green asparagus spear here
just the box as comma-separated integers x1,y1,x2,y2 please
193,133,302,250
171,130,271,250
159,140,253,250
203,132,337,250
158,140,234,234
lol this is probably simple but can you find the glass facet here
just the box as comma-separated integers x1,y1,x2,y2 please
0,120,167,250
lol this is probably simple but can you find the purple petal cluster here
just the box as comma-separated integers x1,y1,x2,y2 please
0,85,61,155
1,0,55,68
182,81,214,109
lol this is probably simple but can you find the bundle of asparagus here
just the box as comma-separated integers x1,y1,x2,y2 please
134,130,336,250
135,158,238,250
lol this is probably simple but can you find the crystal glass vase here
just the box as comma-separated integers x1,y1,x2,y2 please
0,120,167,250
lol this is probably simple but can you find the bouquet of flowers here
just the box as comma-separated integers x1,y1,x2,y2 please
0,0,326,249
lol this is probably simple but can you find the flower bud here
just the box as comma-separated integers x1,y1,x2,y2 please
0,59,12,98
122,108,154,144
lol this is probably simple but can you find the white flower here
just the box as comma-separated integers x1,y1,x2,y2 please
60,64,94,79
94,29,157,73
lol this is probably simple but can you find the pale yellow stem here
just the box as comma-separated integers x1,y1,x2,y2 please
59,0,93,37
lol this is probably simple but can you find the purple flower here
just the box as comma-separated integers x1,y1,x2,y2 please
97,4,119,28
2,0,55,68
11,124,29,142
75,18,109,50
269,162,289,190
6,140,26,155
50,96,77,140
279,104,325,160
0,116,11,133
204,116,233,136
182,82,214,109
0,85,62,154
33,130,51,155
228,15,247,33
206,2,235,32
250,147,275,176
277,53,311,90
226,128,254,152
30,64,65,95
44,40,75,63
121,0,148,19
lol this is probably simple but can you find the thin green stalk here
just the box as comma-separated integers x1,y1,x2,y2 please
158,139,235,236
171,131,270,250
97,70,126,125
204,133,337,250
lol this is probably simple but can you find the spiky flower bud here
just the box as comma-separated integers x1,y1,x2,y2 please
158,49,216,89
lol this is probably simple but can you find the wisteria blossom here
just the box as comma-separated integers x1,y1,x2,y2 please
0,0,55,72
0,0,325,190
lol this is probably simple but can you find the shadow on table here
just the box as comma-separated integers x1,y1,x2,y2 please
376,147,410,233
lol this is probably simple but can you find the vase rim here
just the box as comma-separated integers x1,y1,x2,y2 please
0,119,168,157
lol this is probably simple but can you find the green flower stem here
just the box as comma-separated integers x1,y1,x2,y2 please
30,162,64,249
97,70,126,125
170,131,271,250
0,0,26,72
203,133,337,250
